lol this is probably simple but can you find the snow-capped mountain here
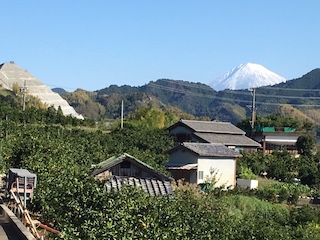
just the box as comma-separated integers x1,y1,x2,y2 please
210,63,286,91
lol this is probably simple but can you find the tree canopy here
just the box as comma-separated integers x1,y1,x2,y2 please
1,96,320,239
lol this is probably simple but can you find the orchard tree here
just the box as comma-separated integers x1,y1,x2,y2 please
296,135,316,156
297,155,320,185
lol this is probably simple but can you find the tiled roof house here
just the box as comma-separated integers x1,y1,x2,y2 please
92,153,173,196
165,119,261,188
166,142,241,188
168,119,261,152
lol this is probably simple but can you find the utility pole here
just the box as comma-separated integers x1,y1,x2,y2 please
21,80,27,111
250,88,256,129
121,100,124,129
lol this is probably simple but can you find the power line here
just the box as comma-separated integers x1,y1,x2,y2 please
260,86,320,92
148,79,214,91
147,83,214,99
147,82,320,107
150,82,320,100
223,89,320,100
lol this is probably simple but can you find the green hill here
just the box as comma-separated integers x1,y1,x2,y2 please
58,69,320,125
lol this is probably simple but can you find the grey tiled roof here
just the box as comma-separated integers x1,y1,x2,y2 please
179,142,241,157
170,119,245,134
194,132,261,147
105,176,174,196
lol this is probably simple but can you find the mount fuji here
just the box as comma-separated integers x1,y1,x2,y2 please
210,63,287,91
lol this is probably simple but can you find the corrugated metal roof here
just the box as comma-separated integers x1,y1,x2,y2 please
166,163,198,170
9,168,36,178
105,176,174,196
170,119,245,134
179,142,241,157
194,132,261,147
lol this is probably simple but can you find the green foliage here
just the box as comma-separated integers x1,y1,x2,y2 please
128,105,197,129
238,150,320,186
268,150,297,182
253,113,313,129
290,205,320,226
237,151,268,176
61,89,106,120
238,166,258,180
256,182,313,204
218,195,289,222
96,84,139,95
3,127,320,239
57,70,320,125
0,97,95,127
142,79,216,118
104,123,173,173
296,135,317,156
128,106,166,128
2,100,320,239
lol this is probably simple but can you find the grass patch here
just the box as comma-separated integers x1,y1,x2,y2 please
257,177,280,189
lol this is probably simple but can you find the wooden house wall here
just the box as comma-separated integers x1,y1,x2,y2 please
169,126,199,144
167,169,197,184
95,162,159,181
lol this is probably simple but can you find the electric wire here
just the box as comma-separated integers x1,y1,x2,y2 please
147,82,320,107
260,86,320,92
223,89,320,100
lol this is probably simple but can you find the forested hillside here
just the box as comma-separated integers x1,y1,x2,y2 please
58,68,320,125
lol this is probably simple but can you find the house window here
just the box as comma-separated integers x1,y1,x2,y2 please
198,171,204,180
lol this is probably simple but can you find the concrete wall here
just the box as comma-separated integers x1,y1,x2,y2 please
237,179,259,189
198,157,236,188
0,204,36,240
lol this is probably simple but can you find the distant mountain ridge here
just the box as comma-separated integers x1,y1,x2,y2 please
2,61,320,125
58,67,320,125
52,87,68,94
210,63,287,91
89,69,320,124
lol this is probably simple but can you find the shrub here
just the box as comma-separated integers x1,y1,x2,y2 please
238,166,258,180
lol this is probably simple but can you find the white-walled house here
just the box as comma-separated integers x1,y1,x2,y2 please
166,142,241,188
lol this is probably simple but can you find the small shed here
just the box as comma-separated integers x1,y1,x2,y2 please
6,168,37,202
92,153,173,196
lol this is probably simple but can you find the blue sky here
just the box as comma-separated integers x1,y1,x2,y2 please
2,1,319,91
